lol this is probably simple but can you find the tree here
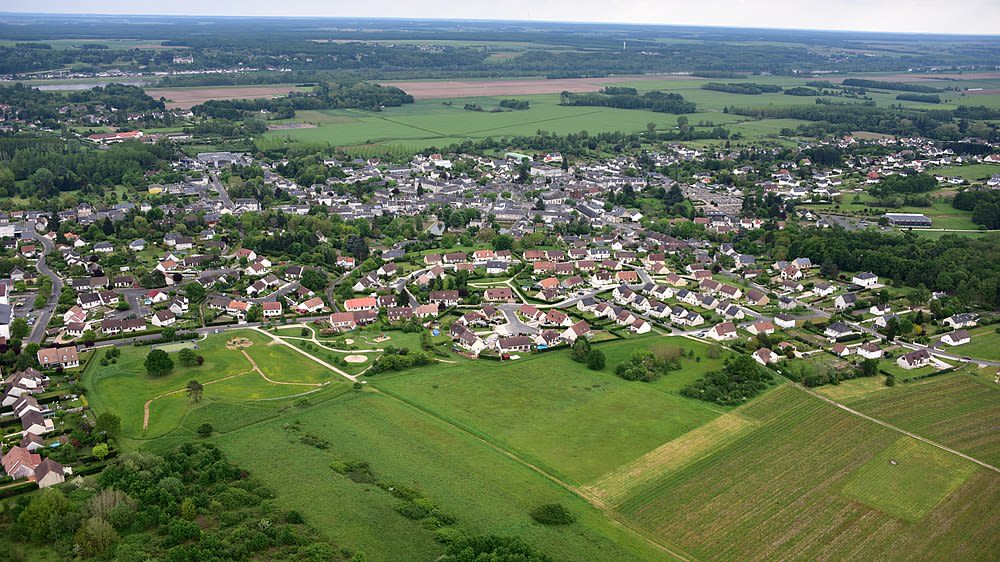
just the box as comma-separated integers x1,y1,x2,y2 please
144,349,174,377
17,489,69,543
345,235,369,262
92,442,110,460
530,503,575,525
74,517,119,556
94,413,121,438
10,317,29,340
301,268,328,292
197,422,213,437
178,348,199,367
492,234,514,251
183,282,206,303
186,380,204,402
586,349,606,370
440,535,553,562
180,497,197,521
571,338,591,363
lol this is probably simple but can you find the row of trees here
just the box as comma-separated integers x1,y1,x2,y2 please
560,88,696,114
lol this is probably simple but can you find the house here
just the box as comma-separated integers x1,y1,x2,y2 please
852,272,879,287
561,320,591,343
857,342,883,359
262,301,283,318
485,261,509,275
429,290,460,307
388,307,414,323
484,287,515,303
824,322,856,340
943,313,977,329
813,282,836,297
747,321,776,336
151,310,176,327
834,293,857,311
752,348,778,365
545,309,572,327
34,458,65,489
328,312,358,331
745,289,769,307
147,289,169,304
897,348,932,370
831,343,850,357
497,336,534,355
774,314,796,329
707,322,738,341
227,300,250,318
377,263,399,278
451,324,487,355
870,304,891,316
414,303,439,318
628,318,652,334
344,297,378,312
169,297,189,315
337,256,356,269
518,304,546,323
36,346,80,369
296,297,326,314
62,306,87,324
1,445,41,480
941,330,971,346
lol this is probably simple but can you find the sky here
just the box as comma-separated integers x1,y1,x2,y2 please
3,1,999,35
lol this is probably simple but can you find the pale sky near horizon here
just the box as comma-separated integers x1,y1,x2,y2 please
2,1,999,35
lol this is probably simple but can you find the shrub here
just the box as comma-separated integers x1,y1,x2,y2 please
196,423,213,437
529,503,575,525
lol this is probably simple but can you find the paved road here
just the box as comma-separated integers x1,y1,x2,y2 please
210,172,235,211
23,225,62,344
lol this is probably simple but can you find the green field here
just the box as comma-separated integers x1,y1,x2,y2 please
83,327,1000,560
615,386,1000,560
950,326,1000,361
842,437,977,521
931,163,1000,181
847,372,1000,466
84,329,345,445
377,336,728,485
213,389,673,562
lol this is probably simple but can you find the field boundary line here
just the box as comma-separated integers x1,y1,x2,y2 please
792,383,1000,474
373,385,697,562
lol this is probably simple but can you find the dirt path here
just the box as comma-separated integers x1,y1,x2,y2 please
250,327,358,381
142,370,252,430
793,384,1000,474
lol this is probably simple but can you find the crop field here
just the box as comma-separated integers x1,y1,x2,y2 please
213,390,672,562
615,386,1000,561
846,372,1000,466
257,73,1000,153
376,335,730,485
145,84,311,109
842,437,977,521
85,329,345,446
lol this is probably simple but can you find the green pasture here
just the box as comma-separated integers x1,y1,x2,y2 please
213,390,673,562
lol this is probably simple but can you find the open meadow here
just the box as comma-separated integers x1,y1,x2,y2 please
82,328,1000,561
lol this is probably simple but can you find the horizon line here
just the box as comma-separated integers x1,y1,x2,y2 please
1,11,999,39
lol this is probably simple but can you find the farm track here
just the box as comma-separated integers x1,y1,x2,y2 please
795,382,1000,474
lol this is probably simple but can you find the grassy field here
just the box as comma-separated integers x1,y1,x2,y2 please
615,385,1000,561
846,372,1000,466
213,390,673,562
376,336,729,485
931,163,1000,181
842,437,977,521
85,329,346,445
950,325,1000,361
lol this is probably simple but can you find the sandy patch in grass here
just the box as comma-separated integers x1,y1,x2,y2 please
586,411,757,506
344,355,368,364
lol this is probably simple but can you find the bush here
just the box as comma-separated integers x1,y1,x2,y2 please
196,423,213,437
586,349,606,370
529,503,575,525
